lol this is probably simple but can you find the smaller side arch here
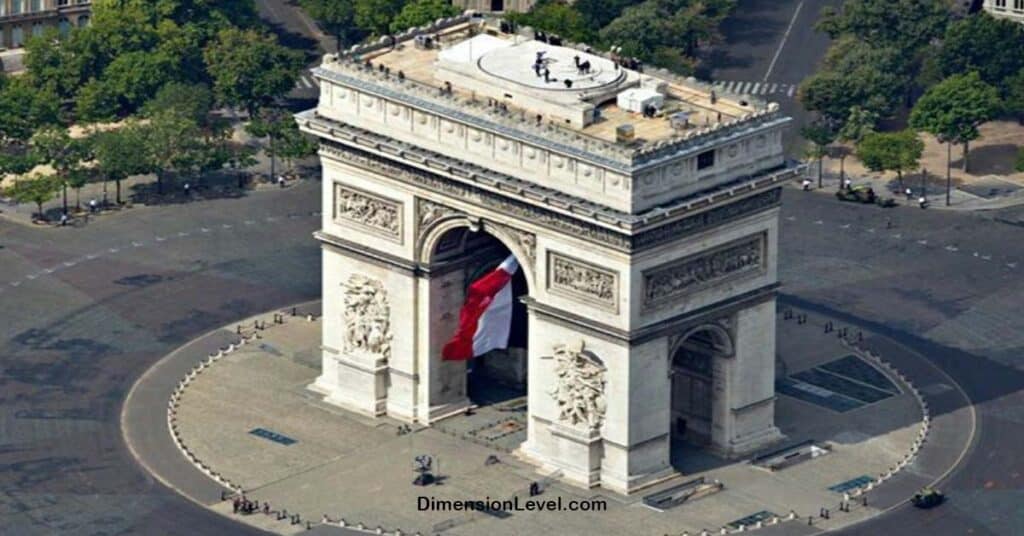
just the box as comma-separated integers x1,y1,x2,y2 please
671,322,735,360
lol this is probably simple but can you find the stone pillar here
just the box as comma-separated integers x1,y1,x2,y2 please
600,338,675,494
417,266,472,423
710,299,783,457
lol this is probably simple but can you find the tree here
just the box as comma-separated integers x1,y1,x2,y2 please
203,28,303,117
101,50,176,116
800,38,910,123
354,0,406,37
75,79,120,123
910,72,1001,175
91,123,152,205
276,129,318,176
599,0,733,72
0,75,60,143
1004,68,1024,124
245,107,297,182
800,120,836,188
300,0,360,50
142,81,214,126
30,126,88,214
857,130,923,189
141,111,205,195
574,0,646,29
817,0,949,53
835,106,877,188
390,0,462,34
506,1,594,44
4,174,61,221
937,13,1024,92
1016,147,1024,173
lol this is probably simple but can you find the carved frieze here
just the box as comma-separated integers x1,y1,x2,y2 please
643,233,766,310
547,252,618,312
333,183,402,242
547,341,607,431
320,140,782,252
342,274,392,360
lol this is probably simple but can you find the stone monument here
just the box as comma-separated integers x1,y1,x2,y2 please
299,14,796,494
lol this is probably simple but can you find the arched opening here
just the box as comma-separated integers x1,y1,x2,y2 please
428,226,529,409
669,326,731,469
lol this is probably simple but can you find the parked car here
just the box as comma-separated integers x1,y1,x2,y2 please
836,185,877,204
910,487,944,508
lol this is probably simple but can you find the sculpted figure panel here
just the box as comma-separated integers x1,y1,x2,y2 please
644,234,765,309
547,253,618,312
343,275,392,360
334,183,402,241
548,341,607,431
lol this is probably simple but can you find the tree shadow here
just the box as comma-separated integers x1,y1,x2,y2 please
953,144,1022,176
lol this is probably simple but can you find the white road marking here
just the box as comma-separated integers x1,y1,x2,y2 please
751,83,763,94
945,245,958,252
814,220,823,225
769,83,778,93
200,227,210,233
840,224,850,229
178,232,189,237
86,254,98,260
787,85,796,98
132,241,144,247
108,248,119,253
866,229,875,233
917,240,928,245
27,274,37,280
10,281,20,287
764,0,805,81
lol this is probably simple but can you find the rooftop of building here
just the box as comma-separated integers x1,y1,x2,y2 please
315,14,783,167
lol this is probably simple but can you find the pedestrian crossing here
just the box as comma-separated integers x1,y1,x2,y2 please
711,80,797,98
295,72,319,90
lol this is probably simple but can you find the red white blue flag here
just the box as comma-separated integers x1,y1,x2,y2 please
442,255,519,361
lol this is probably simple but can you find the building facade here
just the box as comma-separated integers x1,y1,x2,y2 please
984,0,1024,23
451,0,535,13
299,15,798,494
0,0,90,49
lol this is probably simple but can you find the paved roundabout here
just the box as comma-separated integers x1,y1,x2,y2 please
2,183,1023,535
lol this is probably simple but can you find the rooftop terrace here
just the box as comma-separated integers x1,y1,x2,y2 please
316,15,782,167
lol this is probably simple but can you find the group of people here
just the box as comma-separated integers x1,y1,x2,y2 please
232,496,268,515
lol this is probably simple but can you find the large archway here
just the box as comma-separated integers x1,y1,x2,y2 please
669,325,733,469
426,225,530,410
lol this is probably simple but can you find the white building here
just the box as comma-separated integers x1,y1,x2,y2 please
298,15,798,494
984,0,1024,24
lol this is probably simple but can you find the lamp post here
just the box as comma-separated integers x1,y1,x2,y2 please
945,142,952,207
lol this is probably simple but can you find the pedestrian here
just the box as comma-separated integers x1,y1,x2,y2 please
183,182,191,196
89,198,98,213
60,212,68,227
905,187,912,200
233,497,240,513
278,175,286,188
801,178,812,191
918,196,928,209
843,178,852,189
263,502,270,515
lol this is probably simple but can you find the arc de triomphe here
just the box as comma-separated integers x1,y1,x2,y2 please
297,15,797,494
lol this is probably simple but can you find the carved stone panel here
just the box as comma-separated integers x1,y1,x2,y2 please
643,233,766,310
546,341,607,431
547,252,619,313
333,183,403,242
417,198,462,233
342,274,392,361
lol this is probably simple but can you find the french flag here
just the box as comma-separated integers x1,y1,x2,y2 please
442,255,519,361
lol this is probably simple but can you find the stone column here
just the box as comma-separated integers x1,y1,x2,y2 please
710,298,783,457
417,266,472,423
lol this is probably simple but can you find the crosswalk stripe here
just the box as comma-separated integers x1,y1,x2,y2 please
769,83,777,94
786,85,796,98
751,82,763,94
740,82,751,94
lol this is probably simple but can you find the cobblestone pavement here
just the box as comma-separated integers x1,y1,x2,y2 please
166,307,953,536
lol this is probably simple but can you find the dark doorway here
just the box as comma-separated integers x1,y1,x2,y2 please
490,0,504,12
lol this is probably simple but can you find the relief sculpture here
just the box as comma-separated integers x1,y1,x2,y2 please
644,234,764,309
343,275,392,360
548,341,607,431
335,184,402,241
548,253,618,311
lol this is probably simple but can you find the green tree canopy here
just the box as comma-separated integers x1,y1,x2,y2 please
856,129,923,184
817,0,949,53
142,82,214,126
300,0,360,49
3,174,61,219
90,122,153,204
507,1,595,44
355,0,407,37
0,75,60,143
203,28,303,117
1004,68,1024,123
599,0,732,71
937,12,1024,92
910,72,1001,172
390,0,462,34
